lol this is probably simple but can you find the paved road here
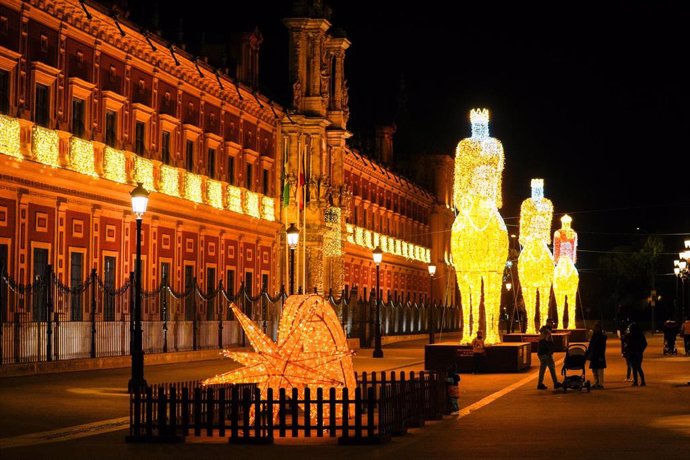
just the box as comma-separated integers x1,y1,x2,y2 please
1,334,688,459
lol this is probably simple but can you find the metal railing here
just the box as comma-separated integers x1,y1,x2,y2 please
0,265,461,365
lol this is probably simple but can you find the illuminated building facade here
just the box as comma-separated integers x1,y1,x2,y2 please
0,0,281,323
0,0,450,334
280,2,446,305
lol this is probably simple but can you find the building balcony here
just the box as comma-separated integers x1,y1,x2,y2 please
345,223,430,264
0,113,276,222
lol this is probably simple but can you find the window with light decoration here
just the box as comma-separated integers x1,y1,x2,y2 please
0,69,9,114
207,147,216,179
135,121,146,156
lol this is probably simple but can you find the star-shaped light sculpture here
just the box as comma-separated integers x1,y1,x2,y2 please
203,294,356,418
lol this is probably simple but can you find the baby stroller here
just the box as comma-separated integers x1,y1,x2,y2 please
662,320,679,355
561,344,591,392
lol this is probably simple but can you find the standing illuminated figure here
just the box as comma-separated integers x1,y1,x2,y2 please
517,179,554,334
553,214,579,329
451,109,509,344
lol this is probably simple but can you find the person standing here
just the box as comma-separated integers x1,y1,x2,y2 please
537,326,562,389
620,322,632,381
625,322,647,386
471,330,486,374
587,322,607,389
680,317,690,356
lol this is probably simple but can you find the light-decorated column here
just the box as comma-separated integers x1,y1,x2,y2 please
517,179,554,333
450,109,509,344
553,215,579,329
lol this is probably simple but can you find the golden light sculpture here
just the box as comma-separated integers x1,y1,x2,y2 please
203,294,356,420
553,214,579,329
517,179,554,334
451,109,509,344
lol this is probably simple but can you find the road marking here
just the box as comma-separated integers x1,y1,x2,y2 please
456,358,565,419
0,416,129,449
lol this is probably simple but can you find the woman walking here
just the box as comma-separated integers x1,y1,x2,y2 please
537,326,562,389
587,322,607,389
625,322,647,386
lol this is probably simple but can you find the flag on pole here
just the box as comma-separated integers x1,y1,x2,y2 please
298,144,305,210
281,140,290,206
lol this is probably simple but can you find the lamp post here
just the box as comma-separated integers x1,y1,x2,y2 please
373,246,383,358
428,263,437,344
286,223,299,296
129,182,148,393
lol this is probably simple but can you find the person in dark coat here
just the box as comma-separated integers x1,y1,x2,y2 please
587,322,607,389
625,322,647,386
536,326,562,390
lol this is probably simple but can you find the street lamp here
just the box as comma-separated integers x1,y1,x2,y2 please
129,182,148,393
428,263,437,344
286,223,299,295
372,246,383,358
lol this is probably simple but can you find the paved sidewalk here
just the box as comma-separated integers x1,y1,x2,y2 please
1,334,688,459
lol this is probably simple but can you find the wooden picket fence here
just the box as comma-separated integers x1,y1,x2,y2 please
127,371,446,445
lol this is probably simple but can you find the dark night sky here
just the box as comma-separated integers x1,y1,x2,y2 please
116,1,690,260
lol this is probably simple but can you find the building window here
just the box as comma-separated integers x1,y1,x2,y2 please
246,163,253,190
225,269,235,320
227,157,235,185
0,69,9,114
207,148,216,179
105,110,117,147
71,98,85,137
354,206,358,226
161,131,171,165
135,121,146,155
263,169,269,195
70,252,83,321
35,84,50,127
185,140,194,172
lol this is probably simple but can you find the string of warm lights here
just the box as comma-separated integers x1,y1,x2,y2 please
518,178,554,333
244,191,261,218
553,214,579,329
227,185,243,213
203,295,356,421
133,156,155,192
324,207,342,257
69,137,98,177
159,164,180,197
103,146,127,183
261,196,276,221
32,125,60,168
451,108,508,344
0,114,22,160
183,171,203,203
206,179,223,209
345,223,430,263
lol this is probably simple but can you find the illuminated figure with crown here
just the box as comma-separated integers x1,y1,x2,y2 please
451,109,509,344
517,179,554,334
553,215,579,329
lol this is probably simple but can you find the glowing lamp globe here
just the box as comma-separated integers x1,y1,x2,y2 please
130,182,149,219
428,264,437,276
373,246,383,266
286,223,299,250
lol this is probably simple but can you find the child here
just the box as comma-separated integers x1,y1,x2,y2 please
446,368,461,414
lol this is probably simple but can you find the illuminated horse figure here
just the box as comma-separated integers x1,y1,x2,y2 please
517,179,554,334
553,215,579,329
451,109,509,344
